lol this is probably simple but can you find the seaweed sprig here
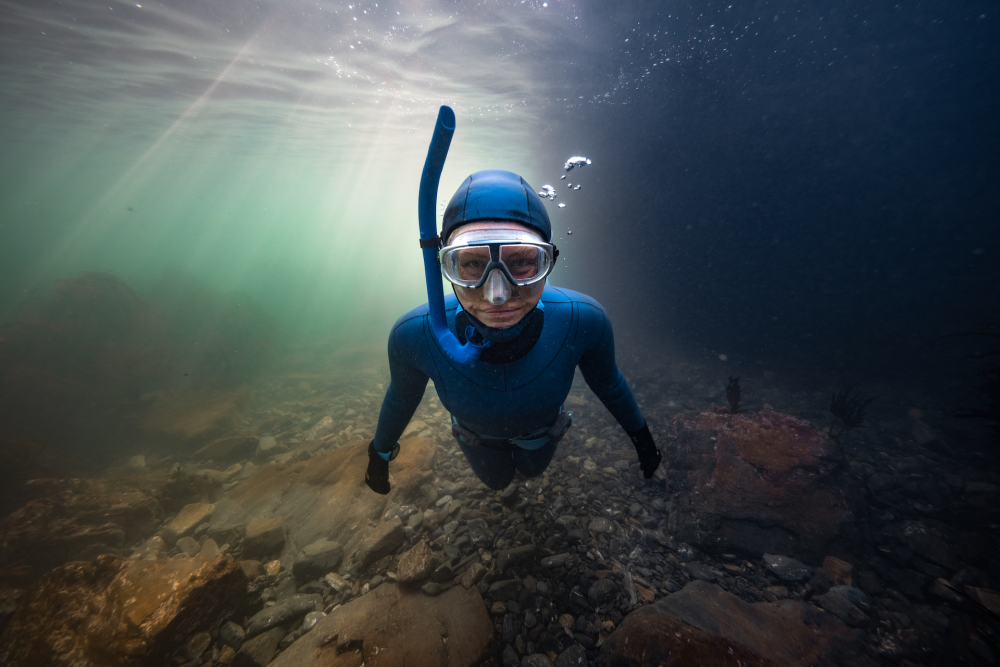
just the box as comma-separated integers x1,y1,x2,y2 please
726,376,741,414
829,385,876,439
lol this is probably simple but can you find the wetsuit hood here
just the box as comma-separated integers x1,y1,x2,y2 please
442,169,552,242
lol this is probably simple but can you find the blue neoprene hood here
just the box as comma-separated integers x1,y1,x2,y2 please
442,169,552,243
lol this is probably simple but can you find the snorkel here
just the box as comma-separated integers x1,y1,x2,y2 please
418,105,482,365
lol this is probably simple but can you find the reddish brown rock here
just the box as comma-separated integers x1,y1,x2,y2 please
268,581,497,667
207,438,436,569
599,580,873,667
597,612,780,667
823,556,856,587
664,409,863,559
0,554,256,667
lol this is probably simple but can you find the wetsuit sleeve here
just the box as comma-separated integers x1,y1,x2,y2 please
371,326,429,454
576,306,646,433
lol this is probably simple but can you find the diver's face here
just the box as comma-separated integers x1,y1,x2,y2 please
450,221,545,329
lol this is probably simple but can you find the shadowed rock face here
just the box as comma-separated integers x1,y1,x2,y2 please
268,582,497,667
599,580,873,667
207,437,436,570
597,611,782,667
0,554,256,667
664,409,863,559
0,474,209,587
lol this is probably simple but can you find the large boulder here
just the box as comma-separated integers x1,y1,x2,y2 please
664,409,863,559
0,554,256,667
598,580,873,667
268,582,497,667
207,438,435,570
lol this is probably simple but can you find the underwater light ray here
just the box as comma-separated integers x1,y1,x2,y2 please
30,36,260,284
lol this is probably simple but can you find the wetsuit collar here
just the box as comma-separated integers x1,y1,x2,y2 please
455,299,543,344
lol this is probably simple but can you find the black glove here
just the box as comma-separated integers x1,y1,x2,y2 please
365,441,391,494
627,423,661,479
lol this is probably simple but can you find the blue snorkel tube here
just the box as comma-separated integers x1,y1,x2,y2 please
418,105,482,365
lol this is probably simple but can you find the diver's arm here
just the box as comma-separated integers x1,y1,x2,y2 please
576,307,645,432
577,306,661,478
371,329,430,455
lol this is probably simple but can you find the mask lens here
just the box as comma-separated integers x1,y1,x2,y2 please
449,247,490,283
500,244,544,282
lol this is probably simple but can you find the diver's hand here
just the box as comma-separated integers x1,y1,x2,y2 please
627,423,661,479
365,441,391,494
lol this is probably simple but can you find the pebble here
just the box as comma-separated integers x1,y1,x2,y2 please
421,582,443,596
219,621,246,650
588,579,618,605
763,554,813,582
301,610,325,632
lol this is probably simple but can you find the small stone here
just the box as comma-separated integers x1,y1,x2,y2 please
163,503,215,545
558,614,574,633
219,621,246,650
462,562,486,589
218,645,237,665
245,593,322,636
502,642,521,667
541,553,570,569
198,538,221,558
522,654,556,667
491,601,508,615
233,626,283,667
324,572,351,593
176,536,201,557
588,517,613,534
127,455,146,468
435,495,454,508
396,540,434,584
588,579,618,605
240,560,264,581
257,436,279,454
821,556,855,587
264,560,281,577
302,610,325,632
421,581,443,596
763,554,813,582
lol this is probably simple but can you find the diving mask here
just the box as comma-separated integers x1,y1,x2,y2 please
439,228,558,298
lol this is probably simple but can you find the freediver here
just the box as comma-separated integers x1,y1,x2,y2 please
365,107,660,494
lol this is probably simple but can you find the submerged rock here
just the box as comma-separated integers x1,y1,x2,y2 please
206,438,435,568
267,582,496,667
664,409,862,559
600,580,874,667
0,554,255,667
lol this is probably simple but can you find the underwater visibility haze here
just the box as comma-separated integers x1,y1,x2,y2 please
0,0,998,665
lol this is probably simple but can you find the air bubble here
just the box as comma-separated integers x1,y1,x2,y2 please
564,156,592,172
573,185,581,190
560,175,567,180
537,185,557,201
558,203,566,208
567,230,573,235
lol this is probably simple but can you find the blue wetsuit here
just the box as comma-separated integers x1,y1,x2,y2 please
372,284,646,487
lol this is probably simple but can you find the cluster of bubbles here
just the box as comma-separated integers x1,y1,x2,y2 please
537,184,557,201
538,155,591,211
